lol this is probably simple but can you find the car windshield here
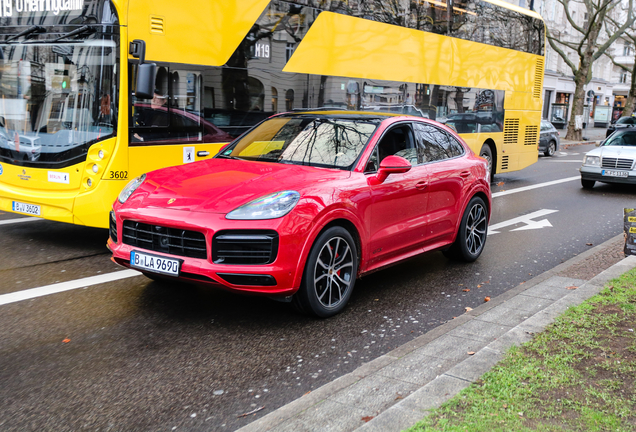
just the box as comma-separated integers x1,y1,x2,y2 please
0,35,118,168
604,131,636,146
616,117,636,125
220,116,380,169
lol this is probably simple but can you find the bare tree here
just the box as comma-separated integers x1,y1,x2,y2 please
546,0,635,140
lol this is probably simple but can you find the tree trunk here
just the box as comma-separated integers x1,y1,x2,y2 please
565,70,587,141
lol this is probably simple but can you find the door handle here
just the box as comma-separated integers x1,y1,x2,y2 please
460,171,471,178
197,151,210,157
415,181,428,190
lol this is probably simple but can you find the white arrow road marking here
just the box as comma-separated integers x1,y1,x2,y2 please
511,218,553,231
488,209,558,235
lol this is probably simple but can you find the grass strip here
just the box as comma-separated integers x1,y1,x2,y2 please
407,269,636,432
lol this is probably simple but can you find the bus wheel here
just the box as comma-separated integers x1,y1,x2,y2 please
479,144,494,177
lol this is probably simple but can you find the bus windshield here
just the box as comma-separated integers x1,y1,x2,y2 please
0,37,118,168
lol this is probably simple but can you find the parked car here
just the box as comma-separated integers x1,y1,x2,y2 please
109,112,491,317
606,115,636,138
539,119,560,156
580,129,636,189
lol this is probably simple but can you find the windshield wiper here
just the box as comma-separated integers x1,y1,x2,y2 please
5,26,45,43
53,25,96,42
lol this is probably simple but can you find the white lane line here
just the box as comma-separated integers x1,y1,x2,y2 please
492,176,580,198
0,269,141,307
546,160,584,163
0,217,41,226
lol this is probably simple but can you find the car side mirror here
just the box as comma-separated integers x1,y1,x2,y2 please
369,155,412,185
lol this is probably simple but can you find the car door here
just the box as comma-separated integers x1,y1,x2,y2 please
539,121,548,148
365,123,429,267
414,123,470,247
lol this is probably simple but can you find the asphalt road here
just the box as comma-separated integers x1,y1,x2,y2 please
0,144,634,431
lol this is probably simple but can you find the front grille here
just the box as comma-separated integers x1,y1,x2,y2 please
602,157,633,170
122,221,207,259
213,230,278,265
109,211,117,243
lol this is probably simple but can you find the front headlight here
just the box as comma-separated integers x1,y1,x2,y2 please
583,155,600,166
118,174,146,203
226,191,300,220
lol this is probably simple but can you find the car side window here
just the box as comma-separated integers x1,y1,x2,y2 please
414,123,464,162
378,124,418,164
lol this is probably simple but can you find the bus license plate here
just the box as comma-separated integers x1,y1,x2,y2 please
130,250,182,276
602,170,629,178
12,201,41,216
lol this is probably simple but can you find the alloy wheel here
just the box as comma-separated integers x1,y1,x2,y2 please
465,202,487,255
313,236,354,309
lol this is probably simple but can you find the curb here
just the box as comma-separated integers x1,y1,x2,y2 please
237,234,632,432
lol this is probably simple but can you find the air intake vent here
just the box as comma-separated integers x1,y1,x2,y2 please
525,125,539,146
504,119,520,145
150,16,165,34
501,155,509,171
213,230,278,265
534,58,544,98
122,221,207,259
109,210,117,243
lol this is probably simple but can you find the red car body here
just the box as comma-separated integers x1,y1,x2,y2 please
109,112,491,316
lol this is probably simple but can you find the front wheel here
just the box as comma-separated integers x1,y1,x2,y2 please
581,178,595,189
544,140,557,157
293,226,358,318
443,196,488,262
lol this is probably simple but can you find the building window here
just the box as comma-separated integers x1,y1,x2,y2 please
286,43,295,63
621,72,629,84
624,44,633,56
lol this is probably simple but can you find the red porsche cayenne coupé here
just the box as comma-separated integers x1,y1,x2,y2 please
108,111,491,317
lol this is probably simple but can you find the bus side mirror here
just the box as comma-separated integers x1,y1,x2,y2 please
130,39,156,99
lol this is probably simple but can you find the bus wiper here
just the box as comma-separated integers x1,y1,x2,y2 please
5,26,45,43
53,25,96,42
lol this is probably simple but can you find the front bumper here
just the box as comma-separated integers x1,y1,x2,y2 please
109,207,313,296
580,166,636,185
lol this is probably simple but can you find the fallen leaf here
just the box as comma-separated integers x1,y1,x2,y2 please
497,181,505,186
465,307,473,312
395,393,404,400
566,286,578,290
518,412,524,417
62,338,71,343
463,289,470,292
586,243,593,246
484,296,491,302
237,406,265,418
304,391,311,396
361,416,375,423
503,404,508,408
477,284,482,288
467,351,476,355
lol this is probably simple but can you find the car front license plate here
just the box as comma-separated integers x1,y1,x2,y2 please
12,201,41,216
130,250,182,276
602,170,629,178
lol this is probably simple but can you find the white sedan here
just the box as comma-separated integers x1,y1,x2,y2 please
580,129,636,189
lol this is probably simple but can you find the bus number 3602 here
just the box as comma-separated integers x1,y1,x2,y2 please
109,171,128,179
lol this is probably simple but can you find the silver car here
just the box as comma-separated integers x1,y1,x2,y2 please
580,129,636,189
539,119,560,156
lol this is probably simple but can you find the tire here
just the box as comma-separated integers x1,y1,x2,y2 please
442,196,488,262
544,140,556,157
292,226,358,318
581,178,595,189
479,144,494,178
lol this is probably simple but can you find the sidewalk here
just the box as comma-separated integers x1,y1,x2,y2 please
238,234,634,432
559,126,607,148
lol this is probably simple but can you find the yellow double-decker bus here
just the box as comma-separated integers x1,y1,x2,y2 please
0,0,544,228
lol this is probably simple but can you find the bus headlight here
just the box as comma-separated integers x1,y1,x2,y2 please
98,150,104,159
92,164,99,173
118,174,146,204
583,155,600,166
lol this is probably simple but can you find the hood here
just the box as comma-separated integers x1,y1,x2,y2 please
586,146,636,160
131,158,351,214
